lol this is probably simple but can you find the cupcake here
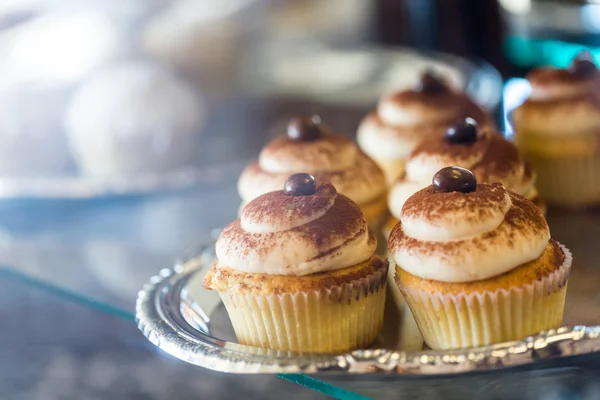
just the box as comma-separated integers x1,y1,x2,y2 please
238,116,387,228
384,118,543,237
388,166,572,350
512,51,600,207
204,173,389,353
357,71,495,185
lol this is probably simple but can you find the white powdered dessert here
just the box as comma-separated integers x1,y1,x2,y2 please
65,60,205,178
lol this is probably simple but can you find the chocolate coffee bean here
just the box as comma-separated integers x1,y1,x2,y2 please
444,118,478,144
415,70,447,94
569,50,597,78
287,116,322,141
284,173,316,196
432,166,477,193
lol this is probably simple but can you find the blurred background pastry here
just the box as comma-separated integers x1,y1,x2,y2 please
140,0,252,94
0,10,125,178
237,116,387,228
65,60,205,178
357,71,496,185
512,51,600,208
0,11,125,88
0,85,73,177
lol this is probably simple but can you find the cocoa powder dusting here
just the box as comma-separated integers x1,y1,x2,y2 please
297,194,367,253
523,67,600,110
262,133,352,166
471,135,522,182
527,67,595,85
242,183,336,230
411,131,527,186
402,182,507,223
506,192,549,234
221,182,374,272
412,130,489,159
386,88,461,108
389,183,550,263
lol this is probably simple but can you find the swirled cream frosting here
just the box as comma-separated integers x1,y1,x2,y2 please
238,122,386,207
357,76,494,173
512,55,600,137
217,183,376,276
388,130,536,218
388,182,550,283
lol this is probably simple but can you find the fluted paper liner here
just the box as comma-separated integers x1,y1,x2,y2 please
516,134,600,206
217,267,387,353
396,244,572,350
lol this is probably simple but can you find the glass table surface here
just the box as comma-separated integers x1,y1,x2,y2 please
0,267,337,400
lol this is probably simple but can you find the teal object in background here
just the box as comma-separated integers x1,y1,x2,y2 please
503,35,600,67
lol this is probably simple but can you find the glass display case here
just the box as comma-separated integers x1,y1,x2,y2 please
3,1,600,399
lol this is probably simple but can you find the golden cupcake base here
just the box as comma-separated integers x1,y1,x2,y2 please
205,257,388,353
516,131,600,207
396,242,572,350
526,153,600,207
219,283,386,353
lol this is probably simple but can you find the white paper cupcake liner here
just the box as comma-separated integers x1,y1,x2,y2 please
218,267,387,353
397,244,573,350
531,153,600,207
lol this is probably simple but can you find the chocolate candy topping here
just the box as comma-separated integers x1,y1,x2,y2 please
432,166,477,194
568,50,597,78
444,118,478,144
287,115,322,141
284,173,317,196
415,70,447,94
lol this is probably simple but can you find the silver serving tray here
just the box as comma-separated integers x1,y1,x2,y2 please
136,228,600,375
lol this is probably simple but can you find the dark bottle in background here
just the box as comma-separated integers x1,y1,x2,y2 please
375,0,600,77
374,0,512,77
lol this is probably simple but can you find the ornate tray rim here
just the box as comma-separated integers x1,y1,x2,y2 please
136,244,600,376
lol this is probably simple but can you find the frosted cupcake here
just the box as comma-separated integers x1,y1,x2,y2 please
388,166,572,350
238,116,387,228
512,51,600,207
384,118,542,237
204,173,388,353
357,71,495,185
